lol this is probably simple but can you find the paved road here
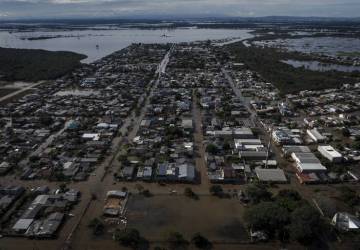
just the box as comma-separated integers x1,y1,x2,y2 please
0,81,45,103
221,68,257,127
192,91,211,191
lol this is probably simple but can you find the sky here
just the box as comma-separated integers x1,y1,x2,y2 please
0,0,359,19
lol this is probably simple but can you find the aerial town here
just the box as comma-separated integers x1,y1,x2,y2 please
1,37,360,249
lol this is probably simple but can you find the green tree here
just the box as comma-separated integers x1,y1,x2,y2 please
206,144,219,155
191,233,212,249
88,218,104,236
209,185,223,197
184,187,198,200
289,205,321,244
246,184,272,204
114,228,141,248
167,232,189,250
244,202,290,238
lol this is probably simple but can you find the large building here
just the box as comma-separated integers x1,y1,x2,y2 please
291,152,327,173
318,145,343,163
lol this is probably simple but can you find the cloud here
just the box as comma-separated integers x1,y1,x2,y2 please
0,0,359,19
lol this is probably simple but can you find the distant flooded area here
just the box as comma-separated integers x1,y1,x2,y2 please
282,59,360,72
0,28,253,63
255,37,360,58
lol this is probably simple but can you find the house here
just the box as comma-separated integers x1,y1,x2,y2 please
121,166,136,180
317,145,343,163
181,118,193,131
282,145,311,157
103,190,128,217
178,164,195,182
26,212,64,238
0,161,11,175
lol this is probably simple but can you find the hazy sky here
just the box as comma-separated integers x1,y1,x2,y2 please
0,0,359,19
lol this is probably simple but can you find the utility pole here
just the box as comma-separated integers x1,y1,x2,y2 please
265,127,273,169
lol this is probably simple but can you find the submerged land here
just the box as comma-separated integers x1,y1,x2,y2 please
0,18,360,250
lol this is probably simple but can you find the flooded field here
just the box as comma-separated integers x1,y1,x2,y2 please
281,59,360,72
254,37,360,58
126,194,248,242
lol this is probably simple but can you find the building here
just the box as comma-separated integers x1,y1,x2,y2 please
291,152,327,173
255,168,287,183
318,145,343,163
307,128,326,143
332,212,360,231
103,190,128,217
282,145,311,157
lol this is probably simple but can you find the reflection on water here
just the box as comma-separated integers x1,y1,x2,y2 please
0,28,253,63
281,59,360,72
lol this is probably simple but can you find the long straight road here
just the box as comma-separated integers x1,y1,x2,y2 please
221,68,257,127
192,91,211,191
62,45,174,250
0,81,45,103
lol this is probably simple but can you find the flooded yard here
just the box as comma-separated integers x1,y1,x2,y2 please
126,194,249,242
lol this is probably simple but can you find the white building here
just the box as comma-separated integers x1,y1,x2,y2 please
317,145,343,163
291,152,327,173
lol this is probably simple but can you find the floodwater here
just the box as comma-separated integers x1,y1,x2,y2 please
0,28,253,63
281,59,360,72
255,37,360,58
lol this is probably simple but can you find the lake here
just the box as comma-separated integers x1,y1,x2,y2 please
0,28,253,63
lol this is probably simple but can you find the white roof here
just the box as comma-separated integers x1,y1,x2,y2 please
82,133,100,141
255,168,287,182
298,163,327,171
13,219,34,230
318,145,342,157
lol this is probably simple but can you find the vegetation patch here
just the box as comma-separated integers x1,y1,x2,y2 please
0,47,86,81
225,44,360,94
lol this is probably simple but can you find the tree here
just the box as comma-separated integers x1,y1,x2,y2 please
88,218,104,236
276,189,304,212
245,184,272,204
206,144,219,155
191,233,212,249
114,228,141,248
167,232,189,250
289,205,321,244
59,183,67,193
209,185,223,197
184,187,199,200
244,202,290,238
